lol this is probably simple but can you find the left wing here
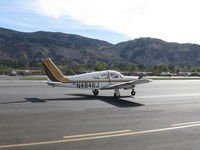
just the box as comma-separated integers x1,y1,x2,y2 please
101,78,152,90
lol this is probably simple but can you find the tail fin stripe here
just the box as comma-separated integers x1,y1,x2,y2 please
42,58,70,82
42,61,59,82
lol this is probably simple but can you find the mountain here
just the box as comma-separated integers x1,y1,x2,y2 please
1,27,200,68
113,38,200,67
0,27,122,65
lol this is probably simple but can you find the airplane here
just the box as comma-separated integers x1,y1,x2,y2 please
42,58,152,98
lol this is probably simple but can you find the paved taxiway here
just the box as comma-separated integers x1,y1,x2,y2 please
1,79,200,150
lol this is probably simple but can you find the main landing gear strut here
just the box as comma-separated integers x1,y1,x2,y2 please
114,89,120,98
114,89,136,98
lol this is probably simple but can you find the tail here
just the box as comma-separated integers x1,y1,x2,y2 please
42,58,70,82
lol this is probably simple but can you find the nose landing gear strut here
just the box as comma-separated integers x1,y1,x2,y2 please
114,89,120,98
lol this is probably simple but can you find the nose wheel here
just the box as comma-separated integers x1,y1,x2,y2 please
131,90,136,96
92,89,99,96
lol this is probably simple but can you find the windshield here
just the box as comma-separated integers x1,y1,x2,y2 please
119,73,125,78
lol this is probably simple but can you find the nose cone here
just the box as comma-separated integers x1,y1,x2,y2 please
126,76,138,80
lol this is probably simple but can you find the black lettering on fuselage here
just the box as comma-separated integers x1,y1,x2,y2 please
76,83,99,88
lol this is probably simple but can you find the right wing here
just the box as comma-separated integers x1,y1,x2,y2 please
101,78,152,90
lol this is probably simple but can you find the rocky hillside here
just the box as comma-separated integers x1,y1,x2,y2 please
113,38,200,67
1,27,200,67
0,27,123,66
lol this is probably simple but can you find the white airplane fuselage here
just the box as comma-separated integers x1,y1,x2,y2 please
47,70,138,90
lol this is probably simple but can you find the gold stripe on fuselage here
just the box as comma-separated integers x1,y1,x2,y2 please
60,79,132,83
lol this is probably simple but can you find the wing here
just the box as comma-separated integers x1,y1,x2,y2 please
101,78,152,90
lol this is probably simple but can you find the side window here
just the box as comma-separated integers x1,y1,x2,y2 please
111,72,119,78
101,73,109,79
93,75,101,79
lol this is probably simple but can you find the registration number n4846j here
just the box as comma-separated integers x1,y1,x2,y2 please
76,83,99,88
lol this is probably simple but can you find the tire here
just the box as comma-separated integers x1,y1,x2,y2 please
93,90,99,96
131,90,136,96
114,92,120,98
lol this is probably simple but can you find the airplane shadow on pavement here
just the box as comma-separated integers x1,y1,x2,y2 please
0,95,144,108
24,94,144,108
66,94,144,107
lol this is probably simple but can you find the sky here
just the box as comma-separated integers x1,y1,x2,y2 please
0,0,200,44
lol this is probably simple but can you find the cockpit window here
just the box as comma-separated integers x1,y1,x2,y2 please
93,75,101,79
101,73,109,79
111,72,119,78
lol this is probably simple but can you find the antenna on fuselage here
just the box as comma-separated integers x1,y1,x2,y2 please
70,69,76,75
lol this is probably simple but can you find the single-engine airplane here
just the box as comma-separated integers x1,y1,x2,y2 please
42,58,152,98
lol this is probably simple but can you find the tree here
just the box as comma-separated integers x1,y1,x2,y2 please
0,64,11,75
125,64,137,72
168,64,175,72
190,67,200,72
182,66,189,72
94,62,107,71
137,65,145,71
153,64,169,73
175,66,183,73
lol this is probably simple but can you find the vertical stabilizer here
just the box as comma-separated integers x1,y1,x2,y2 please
42,58,70,82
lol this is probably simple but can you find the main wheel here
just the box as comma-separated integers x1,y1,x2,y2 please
92,89,99,96
131,90,136,96
114,92,120,98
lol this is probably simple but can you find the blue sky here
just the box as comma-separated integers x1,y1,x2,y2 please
1,0,200,44
0,0,130,44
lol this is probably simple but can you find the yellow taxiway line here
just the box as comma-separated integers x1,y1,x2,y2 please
63,129,131,138
0,130,131,148
171,121,200,127
1,123,200,148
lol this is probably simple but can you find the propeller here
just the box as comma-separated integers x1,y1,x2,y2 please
138,72,146,79
138,74,143,79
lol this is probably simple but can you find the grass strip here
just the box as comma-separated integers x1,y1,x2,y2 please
151,78,200,80
19,77,47,80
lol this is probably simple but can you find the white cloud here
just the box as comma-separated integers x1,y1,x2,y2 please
29,0,200,44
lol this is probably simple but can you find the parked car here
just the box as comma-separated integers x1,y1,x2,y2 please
158,72,171,77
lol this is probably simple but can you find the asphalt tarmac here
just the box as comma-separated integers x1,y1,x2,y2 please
1,79,200,150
